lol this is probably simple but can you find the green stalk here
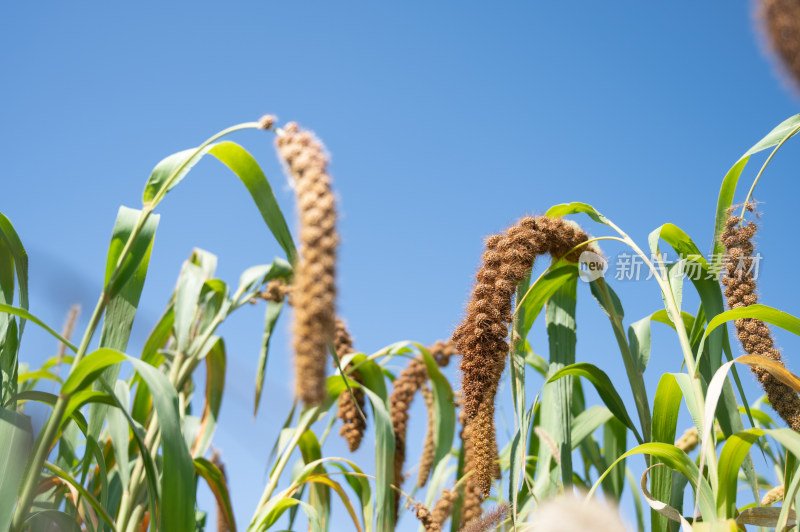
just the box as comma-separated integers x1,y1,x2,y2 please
740,122,800,221
605,219,718,480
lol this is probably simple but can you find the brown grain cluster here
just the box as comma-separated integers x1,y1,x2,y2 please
674,427,699,454
459,410,486,527
453,216,591,497
756,0,800,89
459,504,508,532
333,318,368,451
259,279,293,303
390,341,459,517
275,122,338,405
417,384,436,486
411,489,459,532
721,206,800,431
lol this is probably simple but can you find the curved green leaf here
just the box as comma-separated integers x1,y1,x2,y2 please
208,141,297,264
705,304,800,338
547,362,643,444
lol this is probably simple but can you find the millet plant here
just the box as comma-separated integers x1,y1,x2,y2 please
4,105,800,532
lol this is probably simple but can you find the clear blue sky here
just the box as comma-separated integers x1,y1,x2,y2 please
2,2,800,530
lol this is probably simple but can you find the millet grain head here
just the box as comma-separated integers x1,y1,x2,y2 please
756,0,800,91
390,341,460,518
453,215,592,496
459,504,509,532
431,489,459,527
275,122,338,406
674,427,699,454
417,384,436,487
721,205,800,431
333,318,368,452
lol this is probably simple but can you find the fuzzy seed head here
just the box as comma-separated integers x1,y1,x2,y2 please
675,427,699,453
762,484,785,505
528,495,628,531
756,0,800,92
454,215,592,496
333,319,367,452
721,207,800,432
276,122,338,406
459,504,508,532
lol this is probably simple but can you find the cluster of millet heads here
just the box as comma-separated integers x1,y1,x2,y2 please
721,205,800,432
389,340,458,519
453,216,592,497
275,123,338,406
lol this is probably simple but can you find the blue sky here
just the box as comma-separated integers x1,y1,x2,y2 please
2,2,800,530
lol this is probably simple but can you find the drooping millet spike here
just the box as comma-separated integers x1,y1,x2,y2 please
721,205,800,432
756,0,800,89
389,341,459,519
333,318,368,451
453,215,593,496
411,488,460,532
275,122,338,406
417,384,436,487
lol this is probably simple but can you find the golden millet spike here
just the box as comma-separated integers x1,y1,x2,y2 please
275,122,338,406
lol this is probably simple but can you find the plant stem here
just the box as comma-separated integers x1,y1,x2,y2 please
740,123,800,221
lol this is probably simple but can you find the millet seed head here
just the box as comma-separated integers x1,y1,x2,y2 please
721,205,800,432
275,122,338,406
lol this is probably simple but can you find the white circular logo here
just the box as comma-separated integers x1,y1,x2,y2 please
578,250,607,282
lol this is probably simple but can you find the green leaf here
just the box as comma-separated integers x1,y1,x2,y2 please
194,457,236,532
0,213,28,405
0,212,28,333
44,461,117,531
509,273,531,526
416,344,456,469
589,278,652,443
208,141,297,264
174,261,206,354
590,442,717,523
601,417,627,501
547,362,643,444
570,405,613,450
545,202,609,225
192,338,225,457
103,206,159,298
298,430,330,530
705,304,800,338
0,304,76,353
89,205,157,478
254,300,284,417
0,408,33,531
542,275,578,489
650,373,683,532
142,145,215,206
108,381,132,487
628,316,652,374
517,264,579,338
62,348,126,396
128,356,195,531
